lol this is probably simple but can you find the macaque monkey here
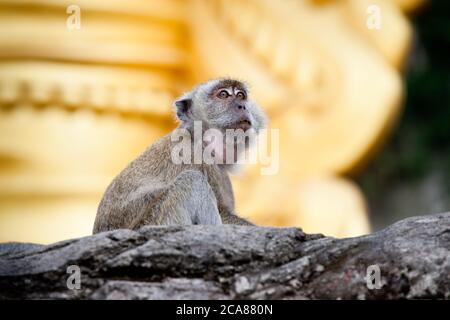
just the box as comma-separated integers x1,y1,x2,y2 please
93,78,267,233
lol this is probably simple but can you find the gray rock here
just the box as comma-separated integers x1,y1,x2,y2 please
0,213,449,299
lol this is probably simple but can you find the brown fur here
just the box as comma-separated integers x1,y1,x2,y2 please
93,79,266,233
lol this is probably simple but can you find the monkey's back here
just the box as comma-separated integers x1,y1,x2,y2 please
93,132,237,233
93,134,183,233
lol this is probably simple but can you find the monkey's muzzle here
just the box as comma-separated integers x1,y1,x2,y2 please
232,117,252,131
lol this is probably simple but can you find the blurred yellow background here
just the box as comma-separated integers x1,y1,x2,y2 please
0,0,424,243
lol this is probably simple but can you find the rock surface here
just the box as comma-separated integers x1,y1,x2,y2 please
0,213,449,299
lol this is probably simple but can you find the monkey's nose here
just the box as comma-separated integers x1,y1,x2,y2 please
236,105,246,110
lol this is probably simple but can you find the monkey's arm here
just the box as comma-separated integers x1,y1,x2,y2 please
217,177,255,226
221,212,255,226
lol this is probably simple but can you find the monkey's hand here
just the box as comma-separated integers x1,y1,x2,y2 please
221,213,255,226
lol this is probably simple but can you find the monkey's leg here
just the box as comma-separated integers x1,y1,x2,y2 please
221,213,255,226
130,170,222,228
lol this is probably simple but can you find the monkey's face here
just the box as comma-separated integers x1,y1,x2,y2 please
205,84,254,132
199,79,267,135
174,78,267,134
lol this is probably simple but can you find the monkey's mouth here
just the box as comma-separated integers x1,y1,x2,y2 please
234,119,252,131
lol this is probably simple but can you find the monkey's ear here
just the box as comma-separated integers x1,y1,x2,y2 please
174,92,193,122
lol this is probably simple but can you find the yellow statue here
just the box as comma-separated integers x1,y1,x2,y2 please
0,0,423,243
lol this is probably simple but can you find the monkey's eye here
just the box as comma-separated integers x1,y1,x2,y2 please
218,90,230,99
236,91,246,100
